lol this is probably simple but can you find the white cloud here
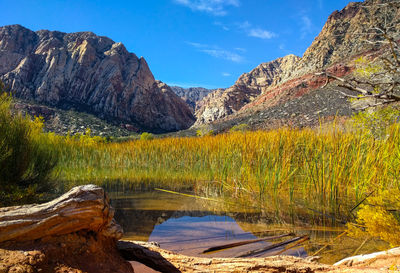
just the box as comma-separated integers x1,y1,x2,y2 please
301,15,313,38
214,21,230,31
235,47,246,52
187,41,244,62
174,0,240,16
237,21,276,40
248,28,276,39
222,72,231,77
201,49,243,62
186,41,209,48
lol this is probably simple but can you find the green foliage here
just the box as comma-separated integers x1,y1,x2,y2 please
354,56,382,78
140,132,154,140
196,127,214,136
230,123,250,132
351,106,400,138
0,90,59,206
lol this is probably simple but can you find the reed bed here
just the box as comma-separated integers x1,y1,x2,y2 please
51,124,400,219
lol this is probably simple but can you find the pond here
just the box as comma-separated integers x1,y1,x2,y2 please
109,189,388,264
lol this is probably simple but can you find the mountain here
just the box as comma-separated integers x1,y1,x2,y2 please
0,25,195,133
194,0,400,128
169,86,213,112
194,55,299,125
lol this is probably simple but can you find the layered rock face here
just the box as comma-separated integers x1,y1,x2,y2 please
0,25,195,133
195,0,400,126
170,86,213,112
194,55,299,125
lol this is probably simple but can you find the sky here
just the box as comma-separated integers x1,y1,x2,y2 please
0,0,356,89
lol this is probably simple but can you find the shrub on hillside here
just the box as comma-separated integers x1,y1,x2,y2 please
0,86,58,206
140,132,154,140
352,106,400,139
230,123,250,132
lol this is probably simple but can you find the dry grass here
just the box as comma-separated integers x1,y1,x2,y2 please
51,124,400,220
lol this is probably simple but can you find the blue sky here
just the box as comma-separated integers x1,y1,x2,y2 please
0,0,355,89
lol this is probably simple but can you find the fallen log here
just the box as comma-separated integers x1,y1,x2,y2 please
0,184,123,243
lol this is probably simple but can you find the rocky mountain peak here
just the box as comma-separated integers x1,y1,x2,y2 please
0,25,195,133
194,0,400,127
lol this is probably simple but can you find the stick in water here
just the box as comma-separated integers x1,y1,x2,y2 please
201,233,294,254
235,235,308,258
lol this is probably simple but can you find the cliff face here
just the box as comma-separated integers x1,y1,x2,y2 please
194,55,299,125
195,0,400,126
0,25,195,133
170,86,213,112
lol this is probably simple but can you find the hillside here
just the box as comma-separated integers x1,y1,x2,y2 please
194,0,400,129
0,25,195,133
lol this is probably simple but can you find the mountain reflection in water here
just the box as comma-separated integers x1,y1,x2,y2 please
147,215,306,258
109,189,388,263
110,190,307,258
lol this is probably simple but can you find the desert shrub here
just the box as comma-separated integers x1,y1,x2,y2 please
196,127,215,136
140,132,154,140
0,90,58,206
347,189,400,247
352,106,400,139
230,123,250,132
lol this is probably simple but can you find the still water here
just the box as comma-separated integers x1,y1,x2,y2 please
109,189,388,264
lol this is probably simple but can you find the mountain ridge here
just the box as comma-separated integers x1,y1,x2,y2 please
194,0,400,127
0,24,195,133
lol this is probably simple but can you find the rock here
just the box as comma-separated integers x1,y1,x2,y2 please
194,55,299,125
170,86,214,112
0,184,122,243
194,0,400,127
0,24,195,133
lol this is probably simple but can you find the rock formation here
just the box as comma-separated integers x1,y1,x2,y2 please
170,86,213,112
0,185,133,273
0,24,195,133
194,0,400,127
194,55,299,125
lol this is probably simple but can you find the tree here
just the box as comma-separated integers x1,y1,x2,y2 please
317,0,400,110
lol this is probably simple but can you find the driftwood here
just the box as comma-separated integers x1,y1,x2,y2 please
334,247,400,267
235,235,309,258
202,233,294,254
0,184,123,243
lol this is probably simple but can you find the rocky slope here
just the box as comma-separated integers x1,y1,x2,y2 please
194,55,299,125
195,0,400,127
0,24,195,133
170,86,213,112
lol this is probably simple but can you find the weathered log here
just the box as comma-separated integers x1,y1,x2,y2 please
334,247,400,267
0,184,123,243
118,240,330,273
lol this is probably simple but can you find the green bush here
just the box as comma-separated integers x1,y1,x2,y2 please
196,127,215,136
140,132,154,140
352,106,400,139
230,123,250,132
0,89,58,206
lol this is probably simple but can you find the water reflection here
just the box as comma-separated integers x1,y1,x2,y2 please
110,189,388,264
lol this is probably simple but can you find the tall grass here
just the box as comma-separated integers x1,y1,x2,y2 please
51,123,400,220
